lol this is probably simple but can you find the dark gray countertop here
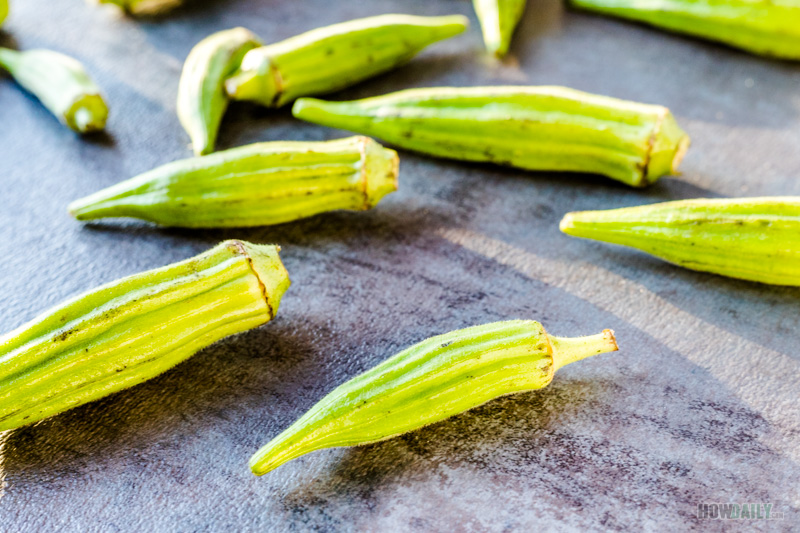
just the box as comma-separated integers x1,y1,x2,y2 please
0,1,798,531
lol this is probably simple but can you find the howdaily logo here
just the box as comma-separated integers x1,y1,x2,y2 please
697,503,783,520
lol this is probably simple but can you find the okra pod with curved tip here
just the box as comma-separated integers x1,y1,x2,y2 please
293,86,690,187
250,320,618,475
473,0,527,57
96,0,182,16
178,27,261,156
571,0,800,60
224,14,468,108
0,48,109,134
0,240,290,432
68,136,398,228
560,197,800,285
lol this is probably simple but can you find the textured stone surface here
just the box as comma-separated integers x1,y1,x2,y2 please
0,0,798,531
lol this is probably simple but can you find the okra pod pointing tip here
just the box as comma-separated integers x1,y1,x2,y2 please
68,136,398,228
224,14,468,108
473,0,527,57
0,240,290,432
0,48,109,134
250,321,618,475
560,197,800,286
293,86,690,187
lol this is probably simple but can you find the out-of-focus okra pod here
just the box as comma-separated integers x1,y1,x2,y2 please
96,0,182,16
177,27,261,156
0,0,7,26
224,14,468,108
293,86,690,187
68,136,398,228
560,197,800,286
0,48,109,134
571,0,800,60
250,320,618,475
0,240,290,432
473,0,527,57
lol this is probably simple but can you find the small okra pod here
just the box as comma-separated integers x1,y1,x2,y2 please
560,197,800,286
250,320,618,475
473,0,527,57
68,136,398,228
177,27,262,156
224,14,468,108
0,48,109,134
0,240,290,432
571,0,800,60
293,86,690,187
95,0,183,16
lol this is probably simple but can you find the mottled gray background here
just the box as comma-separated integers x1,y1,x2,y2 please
0,1,798,531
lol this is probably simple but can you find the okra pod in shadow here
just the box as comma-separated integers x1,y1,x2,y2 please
0,240,290,432
250,320,618,475
96,0,182,16
571,0,800,60
0,48,109,134
473,0,527,57
293,86,690,187
224,14,468,108
561,197,800,286
68,136,398,228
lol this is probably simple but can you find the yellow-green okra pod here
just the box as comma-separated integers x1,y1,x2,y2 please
560,197,800,285
224,14,468,108
68,136,398,228
0,0,7,26
473,0,527,57
0,240,289,432
571,0,800,60
0,48,108,134
178,27,261,156
96,0,182,16
293,86,690,187
250,320,618,475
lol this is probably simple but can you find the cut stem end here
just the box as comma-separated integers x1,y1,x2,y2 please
550,329,618,372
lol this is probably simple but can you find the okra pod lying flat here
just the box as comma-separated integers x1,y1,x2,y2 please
250,320,618,475
0,48,109,134
473,0,527,57
0,240,289,432
293,86,690,187
178,27,261,156
96,0,183,16
225,14,468,108
571,0,800,60
560,197,800,285
68,136,398,228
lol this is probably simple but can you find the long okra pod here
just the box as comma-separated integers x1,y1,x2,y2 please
571,0,800,60
224,14,468,108
0,48,108,134
473,0,527,57
250,320,618,475
293,86,690,187
560,197,800,286
68,136,398,228
0,240,290,432
96,0,182,16
177,27,261,156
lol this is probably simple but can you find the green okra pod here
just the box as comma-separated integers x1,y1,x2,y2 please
68,136,398,228
473,0,527,57
250,320,618,475
0,0,7,26
0,240,290,432
224,14,468,108
571,0,800,60
293,86,690,187
560,197,800,286
177,27,262,156
0,48,109,134
95,0,182,16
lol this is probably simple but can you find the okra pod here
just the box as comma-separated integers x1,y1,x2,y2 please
68,136,398,228
177,27,262,156
292,86,690,187
96,0,182,16
0,240,290,432
224,14,468,108
250,320,618,475
0,48,109,134
0,0,7,26
473,0,527,57
560,197,800,286
571,0,800,60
